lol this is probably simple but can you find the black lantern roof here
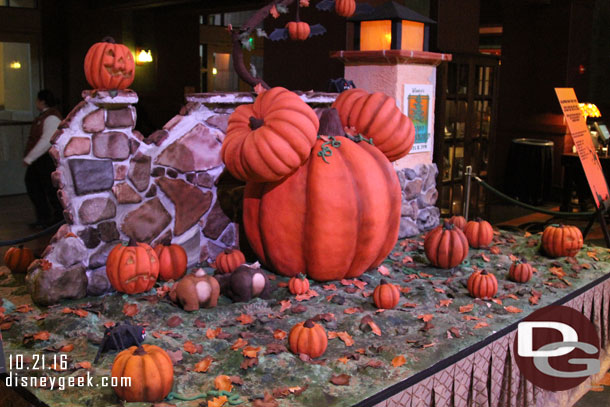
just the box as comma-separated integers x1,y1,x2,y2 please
349,0,436,24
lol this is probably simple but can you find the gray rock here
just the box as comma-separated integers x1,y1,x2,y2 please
399,217,420,239
396,170,407,190
77,227,101,249
203,201,231,240
78,197,116,224
89,242,119,269
172,226,200,266
87,267,114,296
417,187,438,208
128,152,151,192
106,107,134,128
404,178,423,200
423,164,438,191
194,172,214,188
417,207,440,231
112,183,142,204
155,123,223,172
26,262,88,306
401,199,419,219
205,114,230,133
82,108,105,133
207,240,227,260
121,198,171,243
64,137,91,157
219,223,236,247
114,164,128,180
98,221,119,242
92,132,130,160
156,177,213,236
68,159,114,196
404,168,418,181
48,236,87,267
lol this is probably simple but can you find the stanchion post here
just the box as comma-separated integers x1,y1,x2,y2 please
464,166,472,221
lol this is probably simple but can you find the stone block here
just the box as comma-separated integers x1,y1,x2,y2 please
98,221,119,242
156,177,213,236
203,201,231,240
155,123,222,172
68,159,114,195
106,107,134,128
78,197,116,224
48,236,88,267
64,137,91,157
26,262,88,306
128,152,151,192
82,108,105,133
417,207,440,231
399,217,420,239
77,227,101,249
121,198,171,243
92,131,130,160
112,183,142,204
404,178,423,200
87,267,114,296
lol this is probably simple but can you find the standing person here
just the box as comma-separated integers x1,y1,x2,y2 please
23,90,63,229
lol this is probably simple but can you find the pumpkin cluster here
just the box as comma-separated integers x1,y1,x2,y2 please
222,87,415,282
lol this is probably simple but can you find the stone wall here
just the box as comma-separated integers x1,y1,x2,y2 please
26,90,439,304
397,163,440,238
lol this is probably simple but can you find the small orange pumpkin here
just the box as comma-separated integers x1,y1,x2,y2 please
289,319,327,358
84,37,135,90
541,224,583,257
467,269,498,299
424,223,469,269
464,218,494,248
154,244,187,281
106,241,159,294
111,344,173,402
288,274,310,295
335,0,356,17
215,249,246,274
508,259,533,283
286,21,311,41
447,215,467,230
222,87,319,183
373,279,400,309
4,245,34,273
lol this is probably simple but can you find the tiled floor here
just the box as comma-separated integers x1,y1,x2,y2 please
1,194,609,406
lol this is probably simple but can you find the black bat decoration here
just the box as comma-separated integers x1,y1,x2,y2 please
309,24,327,37
269,28,289,41
355,3,375,16
316,0,335,11
93,321,146,364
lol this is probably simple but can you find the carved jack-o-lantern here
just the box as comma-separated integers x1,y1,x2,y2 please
84,37,135,90
106,241,159,294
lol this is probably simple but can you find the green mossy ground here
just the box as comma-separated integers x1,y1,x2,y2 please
1,229,609,407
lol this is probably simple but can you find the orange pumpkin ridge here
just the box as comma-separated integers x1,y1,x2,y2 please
244,134,401,281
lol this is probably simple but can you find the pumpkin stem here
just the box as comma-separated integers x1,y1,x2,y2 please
223,249,232,255
444,222,455,230
379,279,389,285
18,244,24,249
101,36,116,44
480,270,489,275
303,319,315,328
128,238,137,247
317,108,344,138
298,273,306,280
133,346,147,356
249,116,264,130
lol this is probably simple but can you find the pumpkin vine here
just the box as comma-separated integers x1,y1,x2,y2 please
346,133,374,145
317,135,341,163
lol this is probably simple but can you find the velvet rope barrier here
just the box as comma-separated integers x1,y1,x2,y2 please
471,174,595,218
0,220,64,247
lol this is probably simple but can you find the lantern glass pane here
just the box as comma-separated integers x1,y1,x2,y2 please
401,20,424,51
360,20,392,51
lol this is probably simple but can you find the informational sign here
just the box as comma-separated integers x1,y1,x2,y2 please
404,84,434,153
555,88,610,207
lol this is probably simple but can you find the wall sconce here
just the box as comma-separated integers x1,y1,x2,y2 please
135,48,153,65
350,1,435,52
579,103,601,120
9,61,21,69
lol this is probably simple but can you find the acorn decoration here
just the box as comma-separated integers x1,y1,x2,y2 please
373,279,400,309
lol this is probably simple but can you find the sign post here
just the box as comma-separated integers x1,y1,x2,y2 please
555,88,610,247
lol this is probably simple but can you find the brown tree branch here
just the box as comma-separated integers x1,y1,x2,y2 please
231,0,297,90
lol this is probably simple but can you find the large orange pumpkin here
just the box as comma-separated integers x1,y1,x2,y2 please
286,21,311,41
215,249,246,274
221,87,319,183
289,319,327,358
464,218,494,248
106,241,159,294
84,37,135,90
373,279,400,309
467,269,498,299
332,89,415,161
111,345,173,402
4,245,34,273
424,223,469,269
243,117,401,282
153,244,187,281
541,224,583,257
335,0,356,17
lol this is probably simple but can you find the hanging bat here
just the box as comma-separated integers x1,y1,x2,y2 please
269,24,327,41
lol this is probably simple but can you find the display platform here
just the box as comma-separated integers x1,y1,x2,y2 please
1,229,609,407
